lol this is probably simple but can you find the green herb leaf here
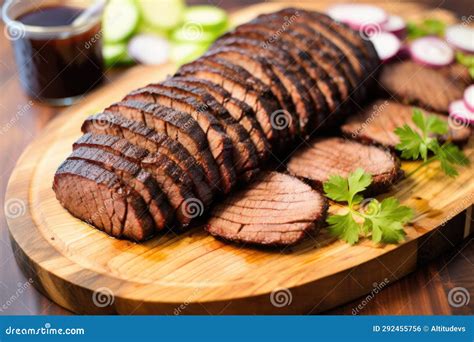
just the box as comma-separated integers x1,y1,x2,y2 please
364,198,413,244
323,168,371,205
323,170,414,246
407,18,446,40
395,108,469,176
327,212,360,245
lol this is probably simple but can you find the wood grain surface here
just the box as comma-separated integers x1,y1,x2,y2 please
1,0,473,315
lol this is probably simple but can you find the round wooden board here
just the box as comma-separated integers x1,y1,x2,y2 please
5,2,473,314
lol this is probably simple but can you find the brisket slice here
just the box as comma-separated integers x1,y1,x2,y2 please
124,86,236,193
69,145,171,230
53,159,154,241
167,76,270,160
105,101,214,205
206,172,327,246
81,114,204,226
175,58,281,147
287,137,401,193
341,100,472,147
150,81,260,180
379,61,465,113
205,43,317,135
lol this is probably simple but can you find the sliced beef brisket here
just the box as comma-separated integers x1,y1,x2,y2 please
206,172,327,246
287,137,401,193
124,86,236,193
69,145,171,230
379,61,466,113
82,112,219,197
53,159,154,241
165,76,270,160
341,100,472,147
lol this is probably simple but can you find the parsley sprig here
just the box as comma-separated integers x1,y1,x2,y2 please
323,169,413,245
407,18,445,40
456,52,474,79
395,109,469,177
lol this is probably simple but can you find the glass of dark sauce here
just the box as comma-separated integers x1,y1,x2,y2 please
2,0,105,106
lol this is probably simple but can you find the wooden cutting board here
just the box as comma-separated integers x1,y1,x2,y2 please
5,2,473,314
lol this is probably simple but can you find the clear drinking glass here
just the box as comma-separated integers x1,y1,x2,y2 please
2,0,105,106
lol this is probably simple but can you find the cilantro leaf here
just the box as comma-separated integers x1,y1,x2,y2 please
364,198,413,244
327,212,360,245
407,18,446,40
395,108,469,176
323,168,371,205
395,124,429,161
323,170,414,246
432,143,470,177
323,174,351,203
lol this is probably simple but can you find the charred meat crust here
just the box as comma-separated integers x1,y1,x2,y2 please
124,86,236,193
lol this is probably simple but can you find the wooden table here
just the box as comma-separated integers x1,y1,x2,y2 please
0,0,472,315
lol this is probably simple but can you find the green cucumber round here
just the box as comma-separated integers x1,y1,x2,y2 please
136,0,185,30
183,6,228,33
103,0,139,43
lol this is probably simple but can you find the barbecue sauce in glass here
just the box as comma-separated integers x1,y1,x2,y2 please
13,6,104,103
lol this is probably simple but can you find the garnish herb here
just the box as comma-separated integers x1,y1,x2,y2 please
323,169,413,245
395,108,469,177
456,52,474,79
407,18,446,40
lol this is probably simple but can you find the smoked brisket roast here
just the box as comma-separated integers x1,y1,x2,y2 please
53,8,381,245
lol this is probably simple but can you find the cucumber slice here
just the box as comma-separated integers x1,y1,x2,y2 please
183,6,228,33
136,0,185,30
170,42,209,66
103,0,139,43
103,43,135,67
171,26,219,44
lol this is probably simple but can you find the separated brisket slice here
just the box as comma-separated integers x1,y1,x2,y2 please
69,144,171,230
53,159,154,241
124,86,236,193
167,76,270,161
341,100,472,147
206,172,327,246
287,137,401,193
105,101,214,205
175,58,280,147
379,61,466,113
81,114,204,226
149,81,260,180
